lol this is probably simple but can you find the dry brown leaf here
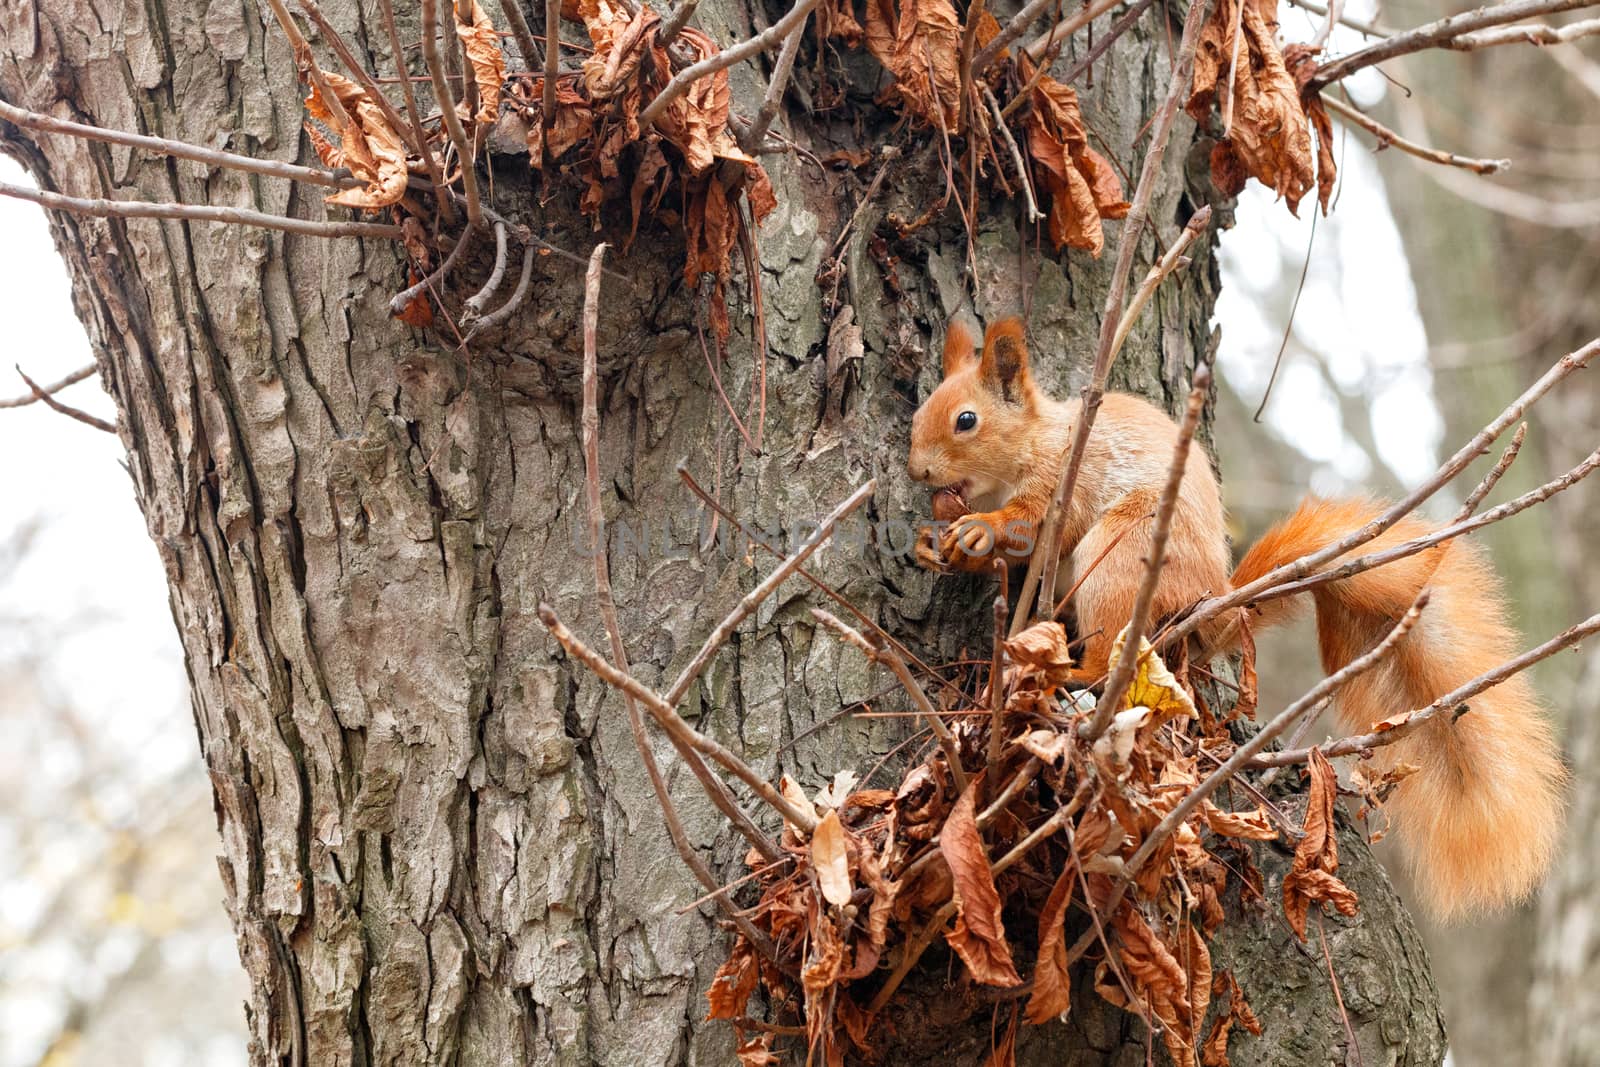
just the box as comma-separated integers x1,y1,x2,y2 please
1202,970,1261,1066
862,0,964,132
1020,56,1129,255
1005,620,1076,686
1201,800,1279,842
454,0,507,125
940,782,1023,987
813,809,854,906
707,939,761,1019
1114,625,1198,727
1024,864,1076,1024
304,70,408,210
982,1007,1019,1067
1234,611,1259,720
735,1033,781,1066
1188,0,1319,213
394,270,435,328
1282,748,1359,939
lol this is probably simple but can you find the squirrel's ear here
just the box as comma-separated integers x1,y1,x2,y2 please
942,320,977,378
979,318,1032,403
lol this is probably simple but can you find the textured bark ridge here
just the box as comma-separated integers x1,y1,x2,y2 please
1,0,1443,1061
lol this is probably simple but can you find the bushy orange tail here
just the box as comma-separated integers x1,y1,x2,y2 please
1232,498,1567,920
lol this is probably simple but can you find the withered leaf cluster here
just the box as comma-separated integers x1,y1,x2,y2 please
709,619,1356,1066
1187,0,1336,214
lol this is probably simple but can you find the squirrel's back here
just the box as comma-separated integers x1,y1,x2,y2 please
1234,498,1567,919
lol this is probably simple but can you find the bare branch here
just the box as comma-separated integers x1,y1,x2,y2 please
463,238,537,337
1321,93,1510,175
538,605,822,832
1454,422,1526,521
985,588,1009,795
638,0,820,128
740,12,806,152
464,221,510,316
1308,0,1600,91
1082,363,1212,740
1015,18,1217,633
423,0,484,228
542,0,560,150
658,0,702,46
983,86,1042,223
13,366,116,434
390,227,476,314
1106,206,1213,368
0,178,403,239
498,0,545,69
265,0,355,136
1018,0,1124,64
1452,11,1600,47
1252,441,1600,608
662,478,876,708
1164,335,1599,649
0,363,96,410
0,99,355,190
1284,0,1389,37
811,608,972,794
1256,609,1600,768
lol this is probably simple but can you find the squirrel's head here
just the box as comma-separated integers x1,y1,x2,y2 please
907,317,1040,498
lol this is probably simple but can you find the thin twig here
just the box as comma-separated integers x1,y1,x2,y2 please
265,0,356,137
577,242,783,943
423,0,484,228
1255,609,1600,768
1318,912,1365,1067
1221,0,1245,137
0,363,96,409
1308,0,1343,50
498,0,545,69
0,179,403,239
542,0,559,149
1308,0,1600,91
1321,93,1510,175
1019,0,1125,64
379,0,454,220
658,0,701,45
1454,422,1525,521
1451,13,1600,47
663,480,877,708
464,221,510,315
1082,364,1211,740
637,0,820,128
1237,442,1600,610
985,588,1010,797
983,86,1042,223
295,0,423,155
740,13,806,152
1106,207,1213,375
14,367,116,433
390,227,475,314
1049,0,1160,84
1163,336,1599,650
539,605,822,831
1050,509,1156,619
812,609,972,794
464,238,537,337
1284,0,1388,37
0,99,354,190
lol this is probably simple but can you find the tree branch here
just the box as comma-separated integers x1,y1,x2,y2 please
0,363,96,409
637,0,820,128
14,366,116,433
1321,93,1510,175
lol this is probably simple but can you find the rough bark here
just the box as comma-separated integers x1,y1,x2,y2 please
2,0,1445,1061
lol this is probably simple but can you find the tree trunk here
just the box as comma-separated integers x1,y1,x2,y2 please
1,0,1445,1061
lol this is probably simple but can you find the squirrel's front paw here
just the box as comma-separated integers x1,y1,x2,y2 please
940,512,1001,571
913,527,950,572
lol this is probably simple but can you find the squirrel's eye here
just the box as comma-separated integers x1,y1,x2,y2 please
955,411,978,433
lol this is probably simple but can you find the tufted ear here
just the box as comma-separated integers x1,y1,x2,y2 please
978,318,1032,403
941,320,977,378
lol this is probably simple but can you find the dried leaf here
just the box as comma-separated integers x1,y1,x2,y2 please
862,0,963,132
394,270,435,328
1005,620,1076,686
780,774,817,834
1282,749,1359,939
815,769,861,811
1020,56,1128,255
1024,864,1076,1024
940,782,1023,986
454,0,507,125
707,939,760,1019
305,70,408,209
736,1033,781,1066
982,1007,1019,1067
1234,611,1259,720
813,810,855,907
1201,800,1278,841
1113,625,1197,726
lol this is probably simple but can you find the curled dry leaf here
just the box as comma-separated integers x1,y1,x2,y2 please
1202,970,1261,1066
454,0,507,125
1024,863,1076,1024
707,939,761,1019
940,781,1023,986
1282,749,1360,939
1019,55,1129,256
735,1033,781,1066
1005,620,1076,687
1202,800,1279,842
1112,624,1198,727
304,70,408,209
813,809,855,906
1188,0,1332,214
862,0,965,133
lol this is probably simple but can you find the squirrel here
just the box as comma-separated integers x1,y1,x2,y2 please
908,316,1566,920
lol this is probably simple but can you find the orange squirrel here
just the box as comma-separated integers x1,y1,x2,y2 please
908,316,1566,920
